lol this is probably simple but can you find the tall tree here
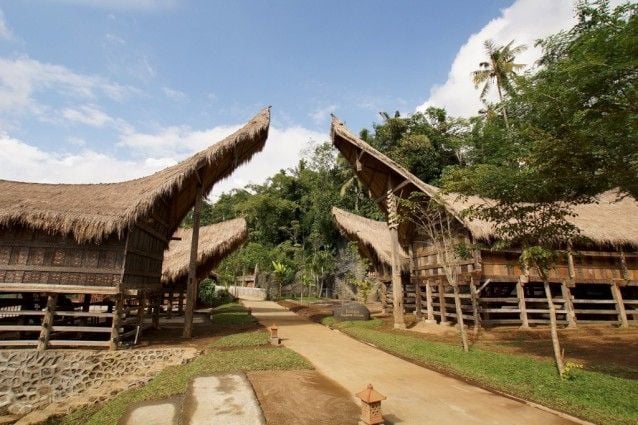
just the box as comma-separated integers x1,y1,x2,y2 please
472,39,527,129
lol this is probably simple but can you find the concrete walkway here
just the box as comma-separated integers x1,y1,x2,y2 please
242,300,582,425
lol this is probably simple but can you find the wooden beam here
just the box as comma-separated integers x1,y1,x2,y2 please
374,179,411,203
37,293,57,352
409,244,422,319
386,181,406,329
0,283,119,295
438,282,448,325
469,276,481,335
0,264,121,274
424,281,435,323
183,182,203,338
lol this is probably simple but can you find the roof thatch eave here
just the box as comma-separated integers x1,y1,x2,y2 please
332,207,409,271
0,108,270,244
161,217,248,286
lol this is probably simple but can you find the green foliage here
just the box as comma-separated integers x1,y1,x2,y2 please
198,279,233,307
330,321,638,425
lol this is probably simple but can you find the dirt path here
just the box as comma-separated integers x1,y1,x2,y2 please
242,300,585,425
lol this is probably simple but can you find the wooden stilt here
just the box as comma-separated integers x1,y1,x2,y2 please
425,281,436,323
386,186,405,329
380,278,388,314
610,281,628,328
469,276,481,336
152,296,160,329
516,276,529,328
178,289,184,314
110,294,123,351
184,181,203,338
561,282,577,328
438,282,448,325
166,289,174,319
37,293,57,352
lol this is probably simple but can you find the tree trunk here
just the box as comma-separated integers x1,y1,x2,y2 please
453,284,469,352
496,80,509,130
544,281,565,376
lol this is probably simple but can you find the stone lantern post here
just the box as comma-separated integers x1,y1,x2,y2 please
355,383,386,425
268,324,280,345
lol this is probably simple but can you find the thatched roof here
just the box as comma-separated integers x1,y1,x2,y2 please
331,115,638,247
162,218,248,286
332,207,409,271
0,108,270,243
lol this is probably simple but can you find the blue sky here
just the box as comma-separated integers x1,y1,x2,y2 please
0,0,587,198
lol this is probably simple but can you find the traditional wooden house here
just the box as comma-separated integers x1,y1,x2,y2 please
331,115,638,329
161,218,248,315
0,108,270,349
331,207,414,312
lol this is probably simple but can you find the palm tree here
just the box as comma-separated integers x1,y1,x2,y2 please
472,39,526,129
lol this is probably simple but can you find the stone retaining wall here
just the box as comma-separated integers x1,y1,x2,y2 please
0,347,196,423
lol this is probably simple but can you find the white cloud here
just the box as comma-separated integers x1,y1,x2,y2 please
309,104,336,125
0,10,13,40
0,132,173,183
162,87,187,101
0,123,327,201
61,104,113,127
47,0,176,11
0,57,134,111
417,0,579,117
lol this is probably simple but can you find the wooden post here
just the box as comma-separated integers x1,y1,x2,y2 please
610,281,628,328
561,282,577,328
166,289,173,319
37,293,57,352
380,277,388,314
424,281,436,323
469,276,481,336
178,289,185,314
184,181,203,338
409,245,422,319
438,282,448,325
516,275,529,328
110,294,123,351
544,281,565,376
386,187,405,329
152,295,160,329
452,283,469,352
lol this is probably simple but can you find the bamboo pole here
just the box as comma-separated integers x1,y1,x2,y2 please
544,281,565,376
37,293,57,352
610,282,628,328
409,245,422,319
183,182,203,338
109,294,123,351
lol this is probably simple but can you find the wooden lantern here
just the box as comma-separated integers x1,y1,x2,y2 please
355,383,386,425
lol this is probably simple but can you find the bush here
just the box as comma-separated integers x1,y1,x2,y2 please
199,279,234,307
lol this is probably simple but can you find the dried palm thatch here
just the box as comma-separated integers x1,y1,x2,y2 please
331,115,638,247
0,108,270,243
162,217,247,286
332,207,409,271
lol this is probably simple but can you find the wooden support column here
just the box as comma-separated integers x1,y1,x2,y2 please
516,275,529,328
561,282,577,328
37,293,57,351
183,181,203,338
177,289,184,314
110,294,123,351
469,275,481,336
386,186,405,329
379,276,388,314
152,296,160,329
409,245,422,319
611,281,628,328
424,281,436,323
166,289,173,319
438,282,448,325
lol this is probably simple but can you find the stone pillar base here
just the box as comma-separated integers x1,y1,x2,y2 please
422,319,437,325
269,337,280,346
438,321,453,327
393,323,406,330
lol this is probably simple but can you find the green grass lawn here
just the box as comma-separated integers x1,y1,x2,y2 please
209,302,257,326
46,304,311,425
323,318,638,425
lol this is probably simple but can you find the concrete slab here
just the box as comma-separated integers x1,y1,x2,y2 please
183,374,265,425
120,399,179,425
